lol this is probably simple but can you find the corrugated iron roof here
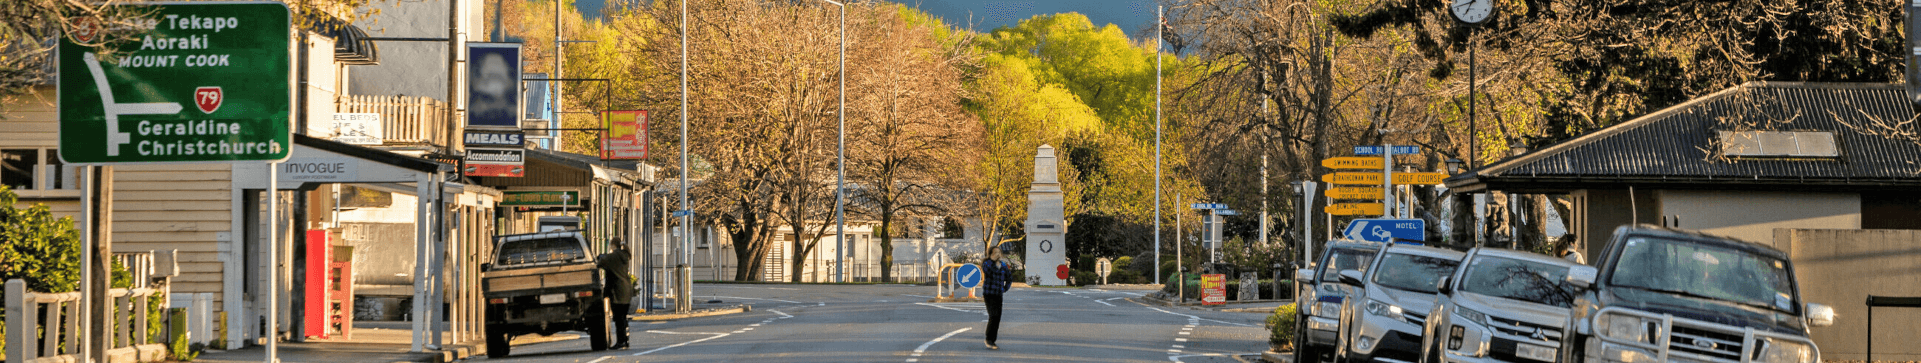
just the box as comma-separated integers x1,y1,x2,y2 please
1447,82,1921,191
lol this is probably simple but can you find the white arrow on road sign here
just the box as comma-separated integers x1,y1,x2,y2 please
85,52,183,156
1342,218,1425,243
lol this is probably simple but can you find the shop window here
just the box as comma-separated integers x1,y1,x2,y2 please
2,149,31,190
0,149,74,190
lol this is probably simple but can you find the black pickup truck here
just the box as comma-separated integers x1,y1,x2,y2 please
1560,225,1835,363
482,230,614,357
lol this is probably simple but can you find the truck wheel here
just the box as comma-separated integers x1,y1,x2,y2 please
588,299,612,351
486,306,511,358
486,327,511,358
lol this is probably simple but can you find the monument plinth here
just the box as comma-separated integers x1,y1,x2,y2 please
1024,145,1068,286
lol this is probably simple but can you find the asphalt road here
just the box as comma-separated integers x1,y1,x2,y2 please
479,283,1272,362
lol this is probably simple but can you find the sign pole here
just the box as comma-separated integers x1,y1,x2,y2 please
266,162,278,362
1382,144,1394,218
1301,181,1316,268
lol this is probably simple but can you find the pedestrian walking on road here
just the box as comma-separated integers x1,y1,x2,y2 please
599,238,637,350
981,246,1015,350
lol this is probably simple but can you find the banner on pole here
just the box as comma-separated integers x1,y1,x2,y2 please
601,110,648,159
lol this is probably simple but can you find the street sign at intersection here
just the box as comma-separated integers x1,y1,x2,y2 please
1343,218,1425,242
1322,172,1383,185
1353,145,1419,156
1324,203,1384,216
59,3,293,164
1325,187,1385,200
1322,157,1384,169
1393,172,1448,185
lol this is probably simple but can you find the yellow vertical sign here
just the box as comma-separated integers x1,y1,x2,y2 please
1324,203,1385,216
1321,157,1384,169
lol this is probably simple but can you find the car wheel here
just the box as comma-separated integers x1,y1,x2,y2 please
588,298,612,351
1296,318,1316,363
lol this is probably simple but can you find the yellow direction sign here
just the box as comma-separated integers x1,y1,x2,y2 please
1393,172,1449,185
1321,172,1382,185
1321,157,1384,169
1326,187,1385,200
1325,203,1385,216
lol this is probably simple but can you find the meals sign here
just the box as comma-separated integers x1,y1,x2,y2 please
59,2,292,164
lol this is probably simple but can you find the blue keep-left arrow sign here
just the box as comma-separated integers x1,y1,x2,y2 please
1342,218,1425,243
956,263,982,289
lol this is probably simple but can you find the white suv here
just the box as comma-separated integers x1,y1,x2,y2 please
1418,248,1584,363
1334,243,1464,363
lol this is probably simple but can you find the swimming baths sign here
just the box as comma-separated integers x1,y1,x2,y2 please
59,2,292,164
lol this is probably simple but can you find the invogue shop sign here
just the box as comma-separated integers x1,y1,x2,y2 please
59,2,292,164
280,157,357,183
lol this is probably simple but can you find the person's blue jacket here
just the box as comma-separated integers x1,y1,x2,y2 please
982,259,1014,295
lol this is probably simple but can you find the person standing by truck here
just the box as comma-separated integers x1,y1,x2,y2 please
599,238,636,349
981,246,1014,350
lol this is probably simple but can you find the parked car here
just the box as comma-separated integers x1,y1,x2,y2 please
1558,225,1835,363
1295,240,1383,363
1334,243,1464,363
1418,248,1585,363
482,230,615,358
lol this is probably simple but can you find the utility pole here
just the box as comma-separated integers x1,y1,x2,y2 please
1153,5,1164,285
678,0,696,312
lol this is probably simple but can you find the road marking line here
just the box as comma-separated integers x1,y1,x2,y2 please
587,356,613,363
634,331,731,356
698,295,801,304
906,327,972,362
1168,349,1182,353
1176,338,1187,342
750,323,762,327
914,302,985,314
818,302,826,306
1143,306,1255,326
1179,332,1190,335
905,294,935,298
1173,345,1184,348
770,310,792,318
732,330,745,333
1095,300,1115,306
701,285,799,290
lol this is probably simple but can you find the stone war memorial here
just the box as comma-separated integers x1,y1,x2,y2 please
1024,145,1068,286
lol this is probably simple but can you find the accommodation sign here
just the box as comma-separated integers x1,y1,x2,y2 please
59,3,293,163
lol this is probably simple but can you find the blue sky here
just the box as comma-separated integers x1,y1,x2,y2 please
896,0,1159,36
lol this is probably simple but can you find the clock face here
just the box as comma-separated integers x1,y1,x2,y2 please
1451,0,1492,24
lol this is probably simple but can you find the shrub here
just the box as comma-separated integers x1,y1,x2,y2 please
1267,303,1299,351
0,185,85,295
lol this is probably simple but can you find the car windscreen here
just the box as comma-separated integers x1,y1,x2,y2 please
1370,252,1459,294
1460,255,1576,307
496,237,588,265
1608,236,1796,313
1319,248,1378,282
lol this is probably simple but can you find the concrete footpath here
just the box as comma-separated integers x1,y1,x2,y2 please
194,321,477,363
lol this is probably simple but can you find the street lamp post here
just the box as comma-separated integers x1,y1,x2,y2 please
812,0,848,283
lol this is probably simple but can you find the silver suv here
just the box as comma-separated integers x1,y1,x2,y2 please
1296,241,1383,363
1418,248,1583,363
1333,243,1464,363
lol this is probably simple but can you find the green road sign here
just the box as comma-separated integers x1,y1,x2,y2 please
501,191,581,206
59,2,292,164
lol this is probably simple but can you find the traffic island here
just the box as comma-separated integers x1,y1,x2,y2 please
1261,350,1293,363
